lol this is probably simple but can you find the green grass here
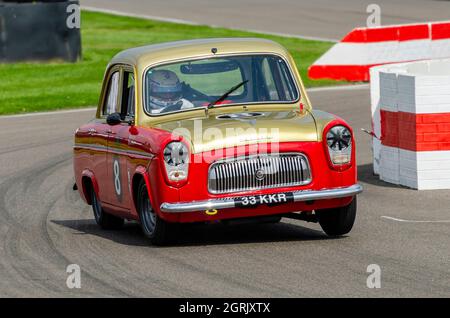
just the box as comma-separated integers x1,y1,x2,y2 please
0,10,343,115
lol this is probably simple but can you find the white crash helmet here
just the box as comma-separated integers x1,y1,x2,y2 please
148,70,183,110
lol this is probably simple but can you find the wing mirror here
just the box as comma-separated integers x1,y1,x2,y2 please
106,112,122,126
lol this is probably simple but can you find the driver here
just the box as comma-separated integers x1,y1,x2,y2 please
147,70,194,114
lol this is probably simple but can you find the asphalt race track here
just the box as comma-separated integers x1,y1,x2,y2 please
1,87,449,297
0,1,449,297
83,0,450,41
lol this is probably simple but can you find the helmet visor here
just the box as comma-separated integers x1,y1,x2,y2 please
152,91,182,102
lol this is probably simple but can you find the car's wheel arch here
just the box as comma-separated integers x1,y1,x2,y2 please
131,166,156,218
81,169,99,205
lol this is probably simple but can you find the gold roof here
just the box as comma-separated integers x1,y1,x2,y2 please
110,38,291,69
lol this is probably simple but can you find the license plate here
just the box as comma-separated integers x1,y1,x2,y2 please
234,192,294,208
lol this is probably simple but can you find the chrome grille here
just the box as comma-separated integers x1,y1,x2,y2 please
208,154,312,194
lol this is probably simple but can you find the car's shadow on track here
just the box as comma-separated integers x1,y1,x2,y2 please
357,163,408,189
51,219,149,246
51,219,344,247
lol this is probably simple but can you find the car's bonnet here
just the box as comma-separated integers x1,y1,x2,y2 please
152,110,328,154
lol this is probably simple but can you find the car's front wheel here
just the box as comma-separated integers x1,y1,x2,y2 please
137,179,177,245
316,197,357,236
91,186,124,230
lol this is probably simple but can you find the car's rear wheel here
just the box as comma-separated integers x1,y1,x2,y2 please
90,186,124,230
316,197,357,236
137,179,177,245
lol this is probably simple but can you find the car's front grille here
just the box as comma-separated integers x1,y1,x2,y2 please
208,153,312,194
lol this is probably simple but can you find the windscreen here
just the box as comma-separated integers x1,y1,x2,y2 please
144,54,299,115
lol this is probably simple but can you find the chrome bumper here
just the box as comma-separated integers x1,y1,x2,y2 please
160,184,363,214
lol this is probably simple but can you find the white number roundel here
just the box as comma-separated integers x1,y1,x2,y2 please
113,159,121,196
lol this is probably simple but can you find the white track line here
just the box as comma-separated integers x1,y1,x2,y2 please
82,6,338,43
0,107,96,119
82,6,200,26
381,216,450,223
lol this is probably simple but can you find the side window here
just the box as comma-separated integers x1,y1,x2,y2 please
261,58,279,101
103,71,120,116
278,61,296,100
121,72,135,118
260,57,298,102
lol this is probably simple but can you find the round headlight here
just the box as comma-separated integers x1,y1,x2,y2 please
163,142,189,166
326,126,352,151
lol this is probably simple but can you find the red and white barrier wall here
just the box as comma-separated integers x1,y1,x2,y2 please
370,59,450,190
309,21,450,82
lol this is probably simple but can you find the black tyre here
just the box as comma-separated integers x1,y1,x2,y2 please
316,197,357,236
137,179,177,245
90,186,124,230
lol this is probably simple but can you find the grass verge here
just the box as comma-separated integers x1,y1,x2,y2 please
0,10,344,115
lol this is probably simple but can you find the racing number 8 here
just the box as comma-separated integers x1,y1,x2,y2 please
113,159,121,196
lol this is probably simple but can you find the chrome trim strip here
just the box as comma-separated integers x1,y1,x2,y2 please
73,143,154,159
160,184,363,213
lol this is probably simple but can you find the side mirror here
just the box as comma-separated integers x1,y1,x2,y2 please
106,112,122,126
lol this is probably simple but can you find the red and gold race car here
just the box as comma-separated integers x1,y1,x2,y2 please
73,38,362,245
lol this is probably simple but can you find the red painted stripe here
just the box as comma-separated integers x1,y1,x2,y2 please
398,24,429,42
309,60,423,82
341,22,450,43
308,64,384,82
308,65,372,81
341,29,367,43
309,21,450,82
380,110,450,151
432,22,450,40
342,27,400,43
380,111,399,148
366,26,399,43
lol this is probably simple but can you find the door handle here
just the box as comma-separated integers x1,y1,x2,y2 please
88,128,97,135
107,129,116,135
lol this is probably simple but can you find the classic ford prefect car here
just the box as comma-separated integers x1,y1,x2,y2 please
73,38,362,245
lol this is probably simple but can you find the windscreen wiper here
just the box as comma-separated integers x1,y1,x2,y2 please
207,80,248,109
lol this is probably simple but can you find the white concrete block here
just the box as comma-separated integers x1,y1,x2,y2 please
416,77,450,87
397,149,450,189
430,39,450,59
399,166,418,179
417,150,450,161
418,160,450,170
370,66,383,175
400,175,419,189
380,145,400,184
396,40,432,61
417,179,450,190
415,85,450,97
372,59,450,190
399,149,417,160
417,170,450,180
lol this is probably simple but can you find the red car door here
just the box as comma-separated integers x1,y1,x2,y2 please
86,119,108,203
105,68,135,211
93,68,121,205
106,124,132,210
